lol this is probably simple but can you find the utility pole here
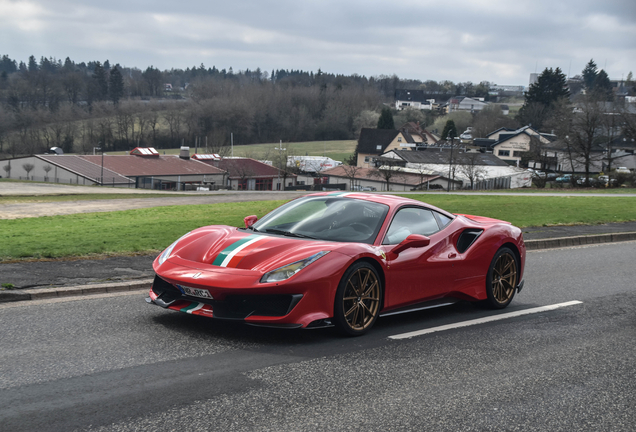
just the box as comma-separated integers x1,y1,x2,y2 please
447,137,454,192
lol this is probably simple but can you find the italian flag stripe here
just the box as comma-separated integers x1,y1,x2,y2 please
212,235,266,267
226,237,272,268
180,302,202,313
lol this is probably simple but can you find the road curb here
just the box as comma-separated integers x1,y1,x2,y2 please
524,231,636,250
0,279,153,303
1,232,635,304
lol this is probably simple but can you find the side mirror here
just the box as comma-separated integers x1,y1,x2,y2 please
391,234,430,256
244,215,258,228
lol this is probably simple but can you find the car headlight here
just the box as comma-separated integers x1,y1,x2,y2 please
158,233,190,265
260,251,330,283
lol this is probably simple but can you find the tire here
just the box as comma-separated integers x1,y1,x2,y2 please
484,247,518,309
333,262,382,336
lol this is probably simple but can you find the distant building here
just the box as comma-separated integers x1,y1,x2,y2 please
447,96,488,113
355,128,412,168
199,157,295,191
381,148,532,189
394,90,436,111
9,148,226,189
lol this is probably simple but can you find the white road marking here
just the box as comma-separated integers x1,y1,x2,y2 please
388,300,583,340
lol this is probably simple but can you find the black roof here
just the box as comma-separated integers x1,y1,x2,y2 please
386,148,510,167
473,138,497,149
357,128,401,154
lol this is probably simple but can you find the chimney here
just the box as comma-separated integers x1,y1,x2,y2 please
180,146,190,160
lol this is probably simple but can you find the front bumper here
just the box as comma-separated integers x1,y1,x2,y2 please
146,275,335,329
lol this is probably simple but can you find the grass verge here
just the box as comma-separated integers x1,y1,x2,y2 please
1,195,636,260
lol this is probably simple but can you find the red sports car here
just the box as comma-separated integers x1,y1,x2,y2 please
147,192,525,336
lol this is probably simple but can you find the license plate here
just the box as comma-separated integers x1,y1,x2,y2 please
180,286,213,299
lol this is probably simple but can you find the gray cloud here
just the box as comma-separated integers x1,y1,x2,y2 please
1,0,634,85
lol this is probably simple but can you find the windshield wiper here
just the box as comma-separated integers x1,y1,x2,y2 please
263,228,315,239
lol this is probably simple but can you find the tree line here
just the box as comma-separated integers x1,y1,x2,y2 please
0,54,510,158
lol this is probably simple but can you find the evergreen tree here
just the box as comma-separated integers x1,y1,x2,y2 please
593,69,613,100
517,67,570,129
142,66,163,96
28,55,38,72
109,65,124,105
91,61,108,101
377,107,395,129
441,119,457,140
0,55,17,74
582,59,598,90
63,57,74,71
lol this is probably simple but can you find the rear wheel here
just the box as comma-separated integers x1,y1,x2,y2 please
333,262,382,336
485,247,518,309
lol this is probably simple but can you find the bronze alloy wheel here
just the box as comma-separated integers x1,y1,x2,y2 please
334,262,382,335
491,250,518,305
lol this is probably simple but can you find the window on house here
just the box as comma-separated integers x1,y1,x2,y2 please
364,156,371,162
498,150,510,157
398,137,402,142
376,145,382,150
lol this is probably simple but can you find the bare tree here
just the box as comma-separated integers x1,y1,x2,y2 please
2,163,11,178
164,107,183,145
43,164,52,181
22,163,34,180
567,94,605,186
146,107,161,146
371,156,403,191
456,152,486,189
342,154,366,190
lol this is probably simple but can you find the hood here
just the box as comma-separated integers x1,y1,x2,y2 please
170,226,346,272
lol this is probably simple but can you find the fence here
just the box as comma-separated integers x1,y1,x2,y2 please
472,176,512,190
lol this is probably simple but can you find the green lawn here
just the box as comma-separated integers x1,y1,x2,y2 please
2,195,636,261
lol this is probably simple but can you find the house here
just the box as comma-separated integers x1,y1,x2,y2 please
486,126,557,166
6,147,227,189
198,157,295,191
447,96,488,113
399,122,439,145
394,90,436,111
381,148,532,189
356,128,412,168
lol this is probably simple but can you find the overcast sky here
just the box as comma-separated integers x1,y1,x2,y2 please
2,0,635,87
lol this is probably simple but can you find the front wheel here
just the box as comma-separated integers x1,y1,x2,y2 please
333,262,382,336
484,247,518,309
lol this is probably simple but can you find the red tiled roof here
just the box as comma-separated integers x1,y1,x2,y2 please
200,158,294,179
79,155,226,176
322,165,438,186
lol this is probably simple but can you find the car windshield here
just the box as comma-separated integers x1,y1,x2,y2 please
250,196,389,244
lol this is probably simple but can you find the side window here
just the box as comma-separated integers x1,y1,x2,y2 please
433,211,453,229
383,207,440,245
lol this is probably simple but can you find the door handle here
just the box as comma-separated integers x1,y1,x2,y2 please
448,253,457,259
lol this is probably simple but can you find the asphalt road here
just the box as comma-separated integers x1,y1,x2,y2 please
0,241,634,431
